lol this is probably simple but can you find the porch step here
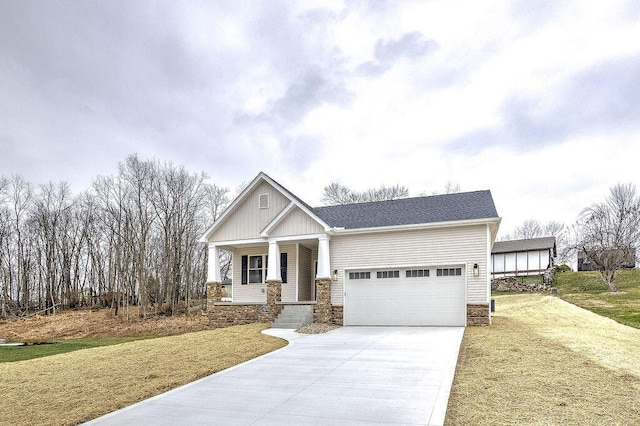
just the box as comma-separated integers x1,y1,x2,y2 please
272,305,314,329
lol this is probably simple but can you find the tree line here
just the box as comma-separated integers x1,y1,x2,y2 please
0,155,229,319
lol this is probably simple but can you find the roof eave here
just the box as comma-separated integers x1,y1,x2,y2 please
330,217,502,235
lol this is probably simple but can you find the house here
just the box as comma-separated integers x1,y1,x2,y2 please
577,247,636,271
200,172,501,327
491,237,556,278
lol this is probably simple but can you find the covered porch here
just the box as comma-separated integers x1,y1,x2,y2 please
205,235,335,326
207,234,332,304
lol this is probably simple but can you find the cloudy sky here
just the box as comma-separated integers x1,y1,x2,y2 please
1,0,639,236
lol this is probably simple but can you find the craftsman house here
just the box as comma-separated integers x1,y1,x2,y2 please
200,172,501,326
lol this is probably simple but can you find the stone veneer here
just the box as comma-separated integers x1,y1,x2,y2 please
467,303,491,326
206,280,283,327
331,306,344,326
314,278,332,323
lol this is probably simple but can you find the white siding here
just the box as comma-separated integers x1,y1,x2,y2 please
270,207,325,237
330,225,489,305
232,243,297,303
211,181,290,241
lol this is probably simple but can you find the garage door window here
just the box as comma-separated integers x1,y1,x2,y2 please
436,267,462,277
377,270,399,279
349,271,371,279
406,269,430,278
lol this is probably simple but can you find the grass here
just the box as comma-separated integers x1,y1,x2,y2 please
554,269,640,328
446,294,640,425
0,337,140,363
0,323,287,426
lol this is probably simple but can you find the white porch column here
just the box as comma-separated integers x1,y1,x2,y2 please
316,235,331,279
207,243,221,282
266,240,281,281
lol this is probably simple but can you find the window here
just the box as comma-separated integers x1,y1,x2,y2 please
249,255,264,283
259,193,269,209
240,253,285,284
349,271,371,280
436,268,462,277
406,269,430,278
376,270,400,279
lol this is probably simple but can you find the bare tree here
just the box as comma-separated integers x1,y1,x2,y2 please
500,219,571,264
0,156,228,317
322,182,409,205
8,176,33,312
576,183,640,292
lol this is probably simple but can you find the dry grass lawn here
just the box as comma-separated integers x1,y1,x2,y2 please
0,308,214,341
446,294,640,425
0,323,286,425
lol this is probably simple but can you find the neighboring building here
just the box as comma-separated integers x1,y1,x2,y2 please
577,248,636,271
491,237,556,278
200,172,501,326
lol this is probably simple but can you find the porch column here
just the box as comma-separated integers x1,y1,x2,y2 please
266,240,282,320
266,240,281,281
315,235,333,324
206,244,222,308
316,235,331,279
207,243,221,283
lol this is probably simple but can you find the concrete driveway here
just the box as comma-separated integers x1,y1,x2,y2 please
86,327,464,426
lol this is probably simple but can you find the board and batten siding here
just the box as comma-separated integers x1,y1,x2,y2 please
211,181,290,242
232,243,297,303
270,207,325,237
330,224,489,305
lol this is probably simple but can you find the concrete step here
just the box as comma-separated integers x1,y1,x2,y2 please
272,305,313,329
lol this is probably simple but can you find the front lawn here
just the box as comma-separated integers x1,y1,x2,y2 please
0,323,286,426
555,269,640,328
446,294,640,425
0,337,141,363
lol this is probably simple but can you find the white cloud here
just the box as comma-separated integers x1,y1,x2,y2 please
0,0,639,241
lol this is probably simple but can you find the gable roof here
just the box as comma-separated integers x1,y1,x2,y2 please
312,190,498,229
200,172,331,242
201,171,501,243
492,237,556,255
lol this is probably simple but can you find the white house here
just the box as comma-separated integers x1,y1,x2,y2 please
200,172,501,326
491,237,556,278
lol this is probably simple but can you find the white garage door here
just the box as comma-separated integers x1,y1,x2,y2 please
344,267,466,326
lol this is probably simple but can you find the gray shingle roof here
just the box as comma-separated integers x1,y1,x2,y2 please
492,237,556,254
312,190,498,229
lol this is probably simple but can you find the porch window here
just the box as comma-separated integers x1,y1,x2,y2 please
240,253,286,284
249,255,264,283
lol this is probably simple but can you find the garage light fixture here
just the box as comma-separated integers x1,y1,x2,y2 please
473,263,479,277
332,269,338,281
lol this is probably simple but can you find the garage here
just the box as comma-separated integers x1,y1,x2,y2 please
343,266,466,326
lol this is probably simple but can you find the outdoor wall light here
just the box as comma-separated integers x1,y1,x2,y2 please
332,269,338,281
473,263,480,277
